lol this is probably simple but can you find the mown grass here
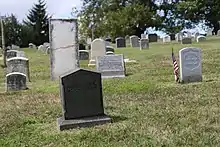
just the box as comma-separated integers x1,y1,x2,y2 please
1,36,220,146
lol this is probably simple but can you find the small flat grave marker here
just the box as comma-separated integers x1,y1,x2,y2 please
96,54,125,78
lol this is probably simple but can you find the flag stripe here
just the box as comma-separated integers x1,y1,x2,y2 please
172,51,179,82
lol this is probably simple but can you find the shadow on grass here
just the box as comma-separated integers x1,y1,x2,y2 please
125,73,133,76
109,115,127,123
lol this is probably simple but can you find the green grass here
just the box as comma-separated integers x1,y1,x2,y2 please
1,36,220,146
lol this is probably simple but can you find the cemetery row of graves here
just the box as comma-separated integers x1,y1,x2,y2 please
1,19,220,146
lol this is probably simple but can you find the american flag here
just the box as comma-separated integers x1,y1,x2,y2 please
172,48,179,83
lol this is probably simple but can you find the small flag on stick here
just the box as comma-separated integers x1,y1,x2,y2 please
172,48,180,83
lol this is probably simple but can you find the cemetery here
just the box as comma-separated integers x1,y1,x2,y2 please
1,0,220,146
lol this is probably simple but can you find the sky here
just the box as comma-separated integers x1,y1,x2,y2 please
0,0,82,21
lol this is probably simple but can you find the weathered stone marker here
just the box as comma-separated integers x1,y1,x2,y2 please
130,35,139,48
115,37,126,48
179,47,202,83
79,50,89,60
181,37,192,44
6,72,27,91
88,38,106,66
49,18,79,80
57,69,111,131
6,50,19,59
6,57,30,82
96,54,125,78
140,38,149,50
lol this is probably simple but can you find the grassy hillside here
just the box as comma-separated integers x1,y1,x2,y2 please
1,36,220,146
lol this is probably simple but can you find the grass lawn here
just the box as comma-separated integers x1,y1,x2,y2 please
1,36,220,146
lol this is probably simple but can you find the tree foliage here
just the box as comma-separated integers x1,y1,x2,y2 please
24,0,49,45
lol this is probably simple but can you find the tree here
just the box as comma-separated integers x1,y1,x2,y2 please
0,14,22,46
24,0,49,45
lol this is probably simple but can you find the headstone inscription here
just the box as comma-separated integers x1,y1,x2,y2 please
96,54,125,78
179,47,202,83
79,50,89,60
49,18,79,80
57,69,112,131
88,38,106,66
6,57,30,82
140,38,149,50
6,72,27,91
6,50,19,59
115,37,126,48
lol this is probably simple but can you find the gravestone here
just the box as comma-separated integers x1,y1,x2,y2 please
57,69,111,131
6,50,19,59
38,45,46,52
79,50,89,60
140,38,149,50
105,38,111,42
170,34,175,40
197,36,206,42
88,38,106,66
130,35,139,48
7,57,30,82
17,51,26,57
106,51,114,55
11,44,20,50
179,47,202,83
194,32,200,40
148,34,158,42
115,37,126,48
163,35,171,43
96,54,125,78
49,18,79,80
46,47,51,54
6,72,27,91
181,37,192,44
217,30,220,36
106,46,114,53
141,34,147,39
29,43,36,49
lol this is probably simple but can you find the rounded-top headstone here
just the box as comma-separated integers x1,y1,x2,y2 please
196,35,206,42
6,72,27,91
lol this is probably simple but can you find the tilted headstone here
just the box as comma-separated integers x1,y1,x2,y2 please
181,37,192,44
6,50,19,59
106,51,114,55
96,54,125,78
115,37,126,48
106,46,114,53
163,35,171,43
148,34,158,42
6,57,30,82
179,47,202,83
197,36,206,42
6,72,27,91
88,38,106,66
57,69,111,131
79,50,89,60
49,18,79,80
130,35,139,48
140,38,149,50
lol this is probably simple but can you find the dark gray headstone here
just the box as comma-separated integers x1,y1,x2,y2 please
6,72,27,91
148,34,158,42
106,46,115,53
58,69,111,131
6,57,30,82
79,50,89,60
96,54,125,78
115,37,126,48
170,34,175,40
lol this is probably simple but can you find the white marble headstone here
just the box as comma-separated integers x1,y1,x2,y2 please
49,19,79,80
88,38,106,66
179,47,202,83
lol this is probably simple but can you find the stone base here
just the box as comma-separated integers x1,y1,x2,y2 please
88,60,96,67
57,114,112,131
